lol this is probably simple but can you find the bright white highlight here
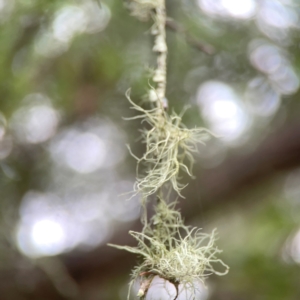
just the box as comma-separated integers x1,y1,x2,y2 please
198,0,256,19
32,219,65,255
16,191,113,257
211,100,238,119
221,0,256,19
196,81,249,143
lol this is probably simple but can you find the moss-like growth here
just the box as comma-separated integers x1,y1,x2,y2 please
109,200,229,299
110,1,229,298
126,90,211,198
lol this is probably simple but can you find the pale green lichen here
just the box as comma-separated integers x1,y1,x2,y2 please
126,90,211,198
110,1,229,298
109,200,229,299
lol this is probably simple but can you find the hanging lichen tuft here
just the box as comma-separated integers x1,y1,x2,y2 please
109,0,229,299
126,91,211,198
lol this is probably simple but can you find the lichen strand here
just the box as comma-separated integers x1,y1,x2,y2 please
126,91,211,198
109,201,229,299
109,0,229,298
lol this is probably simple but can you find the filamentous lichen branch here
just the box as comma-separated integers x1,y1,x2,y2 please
125,1,212,198
110,1,229,299
109,200,229,299
126,91,211,198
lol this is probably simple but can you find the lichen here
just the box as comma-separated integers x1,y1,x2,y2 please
126,90,211,198
109,200,228,299
109,0,229,298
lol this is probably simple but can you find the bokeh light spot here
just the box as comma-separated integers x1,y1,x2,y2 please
10,94,59,144
198,0,256,19
221,0,256,19
17,190,113,257
31,219,65,255
245,77,281,117
35,2,111,57
196,81,249,143
177,280,208,300
249,40,299,95
65,132,106,174
49,119,126,173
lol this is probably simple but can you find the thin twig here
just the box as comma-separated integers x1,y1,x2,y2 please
152,0,168,105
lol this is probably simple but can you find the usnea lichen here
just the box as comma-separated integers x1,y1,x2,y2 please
126,90,211,198
110,0,229,298
109,200,229,299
